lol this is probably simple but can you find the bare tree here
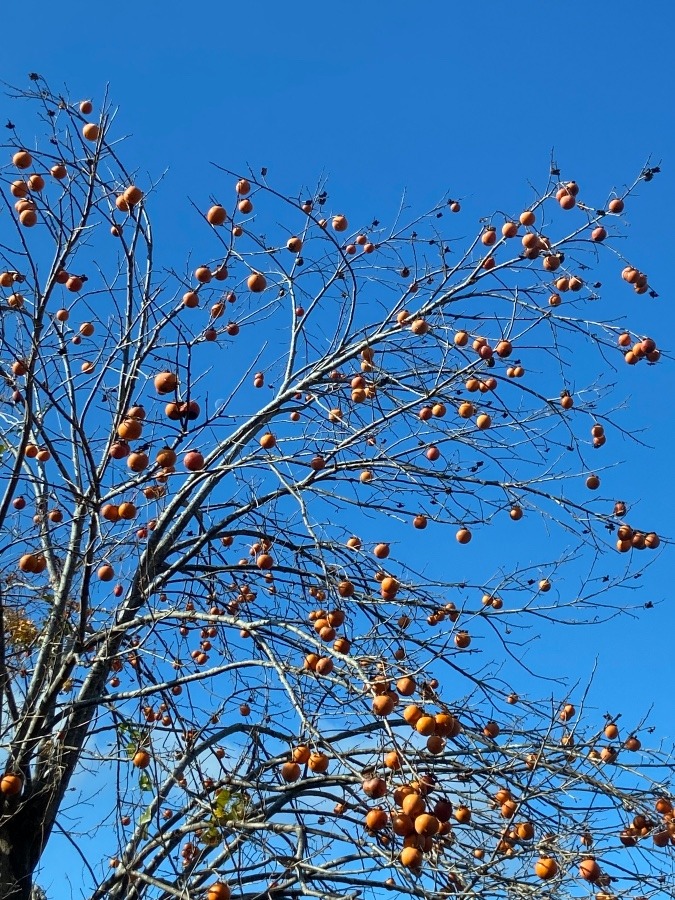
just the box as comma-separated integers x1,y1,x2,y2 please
0,78,671,900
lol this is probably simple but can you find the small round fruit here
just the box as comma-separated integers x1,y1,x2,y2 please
399,846,423,869
184,451,205,472
308,752,329,774
365,808,388,832
207,883,231,900
281,762,301,782
207,205,227,226
123,185,143,207
82,123,100,141
154,372,179,394
559,703,576,721
20,209,37,227
410,318,430,335
645,532,660,549
578,859,601,882
0,774,23,796
247,272,267,293
13,151,33,170
454,630,471,649
132,750,151,769
534,857,558,880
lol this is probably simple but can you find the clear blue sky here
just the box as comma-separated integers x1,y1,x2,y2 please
3,0,674,891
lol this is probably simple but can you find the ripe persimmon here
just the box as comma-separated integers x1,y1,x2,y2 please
399,846,422,868
308,752,329,773
534,857,558,880
154,372,178,394
454,630,470,648
372,694,396,716
0,774,23,796
207,884,231,900
454,804,471,823
132,749,151,769
247,272,267,293
19,209,38,227
184,451,205,472
82,123,100,141
115,502,136,521
207,205,227,226
365,808,388,831
123,185,143,207
13,150,33,169
281,761,301,782
410,318,430,335
127,452,149,472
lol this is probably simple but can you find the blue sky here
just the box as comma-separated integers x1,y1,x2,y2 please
2,0,674,891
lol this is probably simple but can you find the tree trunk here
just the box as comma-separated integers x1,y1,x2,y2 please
0,825,33,900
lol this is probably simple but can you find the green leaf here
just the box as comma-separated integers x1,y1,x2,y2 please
139,772,153,792
139,805,152,825
214,788,231,808
201,826,220,846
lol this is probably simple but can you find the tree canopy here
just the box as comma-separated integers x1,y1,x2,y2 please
0,79,671,900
